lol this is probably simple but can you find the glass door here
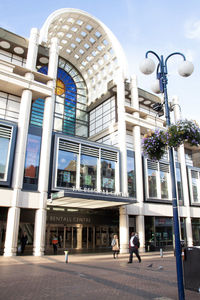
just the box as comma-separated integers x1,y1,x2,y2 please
64,226,77,249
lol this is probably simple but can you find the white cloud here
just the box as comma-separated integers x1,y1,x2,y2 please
185,19,200,39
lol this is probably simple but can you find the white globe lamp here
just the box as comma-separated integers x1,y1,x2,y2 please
139,58,156,75
178,60,194,77
151,79,161,94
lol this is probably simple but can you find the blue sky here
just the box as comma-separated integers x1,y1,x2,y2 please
1,0,200,123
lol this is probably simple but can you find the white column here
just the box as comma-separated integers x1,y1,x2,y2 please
26,28,40,71
38,37,59,193
34,37,59,256
117,71,129,253
130,75,145,250
172,96,193,246
130,75,143,204
136,215,145,252
116,71,127,196
119,206,129,253
4,28,39,257
12,90,33,191
4,207,20,256
77,225,83,249
33,208,47,256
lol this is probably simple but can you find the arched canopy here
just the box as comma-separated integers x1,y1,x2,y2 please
39,8,128,103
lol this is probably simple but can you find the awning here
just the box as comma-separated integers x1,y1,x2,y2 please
47,190,135,209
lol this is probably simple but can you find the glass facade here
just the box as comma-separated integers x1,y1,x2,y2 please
80,155,97,189
148,168,157,198
53,136,118,194
127,154,136,198
146,160,171,201
191,218,200,246
32,59,88,138
191,170,199,202
101,159,115,192
160,170,169,199
89,96,116,136
57,150,77,188
145,216,173,251
23,134,41,185
0,136,10,180
176,164,184,203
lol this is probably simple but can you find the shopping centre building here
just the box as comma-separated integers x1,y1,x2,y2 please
0,8,200,256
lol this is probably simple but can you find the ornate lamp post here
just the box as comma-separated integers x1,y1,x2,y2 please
140,51,194,300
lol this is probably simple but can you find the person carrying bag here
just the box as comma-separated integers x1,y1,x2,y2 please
128,232,141,263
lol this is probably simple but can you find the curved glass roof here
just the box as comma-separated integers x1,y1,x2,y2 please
39,8,128,104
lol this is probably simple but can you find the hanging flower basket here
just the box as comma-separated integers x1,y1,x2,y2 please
142,130,169,161
142,119,200,161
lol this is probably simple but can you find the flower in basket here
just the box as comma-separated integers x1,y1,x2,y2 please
142,119,200,161
142,130,169,161
176,119,200,147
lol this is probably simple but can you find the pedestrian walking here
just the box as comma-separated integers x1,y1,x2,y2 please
52,235,58,255
128,232,141,263
111,234,119,259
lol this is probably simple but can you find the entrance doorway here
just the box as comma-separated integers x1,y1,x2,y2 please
46,224,118,254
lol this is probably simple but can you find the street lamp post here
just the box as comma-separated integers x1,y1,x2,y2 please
140,51,194,300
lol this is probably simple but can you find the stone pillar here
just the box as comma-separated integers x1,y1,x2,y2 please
116,71,127,196
4,207,20,256
77,225,83,249
38,37,59,193
4,28,39,257
119,206,129,253
136,215,145,252
33,208,47,256
172,96,193,246
130,75,145,251
34,37,59,256
116,71,129,252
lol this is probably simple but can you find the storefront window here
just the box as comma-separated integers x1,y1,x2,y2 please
0,137,10,180
148,168,157,198
24,134,41,185
160,171,169,199
57,150,77,188
191,218,200,246
127,155,136,198
191,171,199,202
80,155,97,189
180,218,187,244
145,216,173,251
101,159,115,192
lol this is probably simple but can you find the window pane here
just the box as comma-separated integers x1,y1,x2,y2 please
24,135,41,185
0,137,10,180
127,156,136,197
192,177,199,202
148,169,157,198
80,155,97,189
176,166,183,202
57,151,77,188
101,159,115,192
160,171,169,199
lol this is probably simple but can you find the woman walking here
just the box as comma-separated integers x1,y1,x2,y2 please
111,234,119,259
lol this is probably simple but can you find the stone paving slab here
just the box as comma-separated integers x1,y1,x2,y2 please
0,252,199,300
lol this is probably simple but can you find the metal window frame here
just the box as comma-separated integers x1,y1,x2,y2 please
0,119,17,187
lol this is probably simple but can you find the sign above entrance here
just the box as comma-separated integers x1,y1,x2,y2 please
51,190,64,200
47,189,136,209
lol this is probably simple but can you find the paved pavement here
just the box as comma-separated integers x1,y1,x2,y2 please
0,251,199,300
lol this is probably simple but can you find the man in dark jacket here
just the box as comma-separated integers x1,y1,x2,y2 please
128,232,141,263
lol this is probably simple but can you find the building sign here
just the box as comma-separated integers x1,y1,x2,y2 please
48,215,91,224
